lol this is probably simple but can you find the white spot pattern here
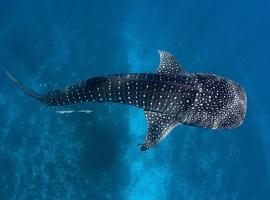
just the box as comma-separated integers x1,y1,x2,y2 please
38,51,246,151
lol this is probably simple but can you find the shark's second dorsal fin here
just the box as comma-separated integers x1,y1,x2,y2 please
157,51,186,75
140,111,180,151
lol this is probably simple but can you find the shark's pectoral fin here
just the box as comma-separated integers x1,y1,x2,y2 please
140,111,180,151
157,50,186,75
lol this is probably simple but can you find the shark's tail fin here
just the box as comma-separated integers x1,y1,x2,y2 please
3,67,42,100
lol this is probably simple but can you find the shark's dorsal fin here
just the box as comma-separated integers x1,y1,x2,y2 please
140,110,180,151
157,51,186,75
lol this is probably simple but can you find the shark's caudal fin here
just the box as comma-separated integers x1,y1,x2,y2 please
140,51,184,151
3,68,42,101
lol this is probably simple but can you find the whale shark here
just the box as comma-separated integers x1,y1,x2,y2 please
4,51,247,151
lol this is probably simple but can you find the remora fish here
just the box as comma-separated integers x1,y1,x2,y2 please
56,109,93,114
4,51,247,151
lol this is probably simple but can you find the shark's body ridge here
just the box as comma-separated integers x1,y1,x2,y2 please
5,51,247,151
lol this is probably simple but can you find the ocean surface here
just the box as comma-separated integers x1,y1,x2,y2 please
0,0,270,199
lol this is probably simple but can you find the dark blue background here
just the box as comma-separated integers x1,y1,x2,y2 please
0,0,270,199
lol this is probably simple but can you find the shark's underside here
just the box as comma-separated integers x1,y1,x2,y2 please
4,51,247,151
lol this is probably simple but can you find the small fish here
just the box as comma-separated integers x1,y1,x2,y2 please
76,109,93,114
56,110,75,114
56,109,93,114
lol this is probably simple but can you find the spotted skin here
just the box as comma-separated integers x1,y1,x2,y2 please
4,51,247,151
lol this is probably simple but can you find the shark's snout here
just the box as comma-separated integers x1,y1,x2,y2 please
222,82,247,129
234,84,247,127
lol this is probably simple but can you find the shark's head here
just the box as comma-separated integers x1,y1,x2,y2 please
220,81,247,129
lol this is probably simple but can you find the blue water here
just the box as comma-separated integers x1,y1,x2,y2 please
1,0,270,199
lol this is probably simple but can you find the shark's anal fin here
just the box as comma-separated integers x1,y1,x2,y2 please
140,110,180,151
157,50,186,75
